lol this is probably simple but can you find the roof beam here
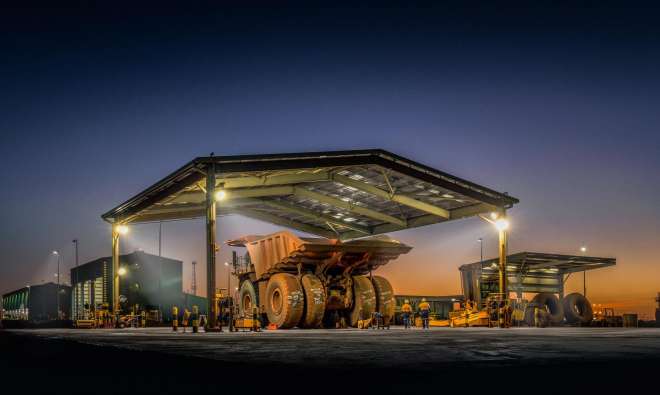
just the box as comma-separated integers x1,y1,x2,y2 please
226,186,294,199
450,203,498,220
331,174,450,219
293,187,407,227
168,185,296,205
561,262,616,274
258,199,372,235
217,172,330,189
339,213,443,240
526,260,574,271
232,208,336,239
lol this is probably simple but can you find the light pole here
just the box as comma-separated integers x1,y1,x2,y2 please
224,262,231,296
478,238,483,265
479,211,510,328
52,250,61,319
112,224,129,316
224,261,233,331
580,245,587,297
72,239,79,319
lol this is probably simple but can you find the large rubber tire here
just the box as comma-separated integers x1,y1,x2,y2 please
264,273,304,329
563,293,593,324
300,274,326,328
349,275,376,327
371,276,395,322
530,293,564,325
238,280,258,317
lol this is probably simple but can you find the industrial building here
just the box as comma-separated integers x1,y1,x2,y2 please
70,251,206,321
1,282,71,322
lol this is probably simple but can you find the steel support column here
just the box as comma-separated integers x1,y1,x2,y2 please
498,227,508,299
111,226,120,314
205,164,218,329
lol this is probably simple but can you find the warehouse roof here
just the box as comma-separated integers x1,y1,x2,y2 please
102,149,518,240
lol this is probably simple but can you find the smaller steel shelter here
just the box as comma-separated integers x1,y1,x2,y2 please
460,252,616,306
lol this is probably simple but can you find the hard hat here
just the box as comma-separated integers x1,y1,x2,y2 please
421,298,426,302
404,300,409,304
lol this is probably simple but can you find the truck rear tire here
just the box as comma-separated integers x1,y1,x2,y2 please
349,275,376,327
265,273,304,328
371,276,395,323
530,293,564,325
300,274,326,328
563,293,593,324
239,280,258,318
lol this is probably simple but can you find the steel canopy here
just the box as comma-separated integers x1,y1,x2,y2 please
101,149,519,240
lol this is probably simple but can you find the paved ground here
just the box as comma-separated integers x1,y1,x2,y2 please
4,327,660,394
8,326,660,366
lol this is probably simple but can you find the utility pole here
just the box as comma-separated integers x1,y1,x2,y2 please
52,250,61,320
580,246,587,297
73,239,79,319
191,261,197,296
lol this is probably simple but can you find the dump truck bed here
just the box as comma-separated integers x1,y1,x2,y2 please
227,231,411,279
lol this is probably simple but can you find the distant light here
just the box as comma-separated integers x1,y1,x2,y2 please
580,246,587,253
116,225,129,235
52,250,59,255
224,262,229,267
490,212,499,220
478,238,483,243
117,267,127,276
234,287,238,291
494,218,509,231
215,189,227,201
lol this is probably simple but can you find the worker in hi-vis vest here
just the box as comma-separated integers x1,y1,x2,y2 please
401,300,412,329
418,298,431,329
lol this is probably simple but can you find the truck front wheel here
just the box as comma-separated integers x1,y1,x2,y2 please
265,273,304,328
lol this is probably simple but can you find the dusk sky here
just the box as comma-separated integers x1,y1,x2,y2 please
1,3,659,318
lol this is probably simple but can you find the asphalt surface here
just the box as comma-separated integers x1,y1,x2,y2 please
3,327,660,394
8,326,660,367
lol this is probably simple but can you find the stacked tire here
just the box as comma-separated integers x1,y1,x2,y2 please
524,292,594,326
524,293,564,326
562,293,593,324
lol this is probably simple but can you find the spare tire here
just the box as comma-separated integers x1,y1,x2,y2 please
530,293,564,325
563,293,593,324
371,276,395,322
264,273,304,328
349,275,376,327
300,274,326,328
238,280,258,317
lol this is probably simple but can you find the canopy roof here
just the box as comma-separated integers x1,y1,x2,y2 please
459,252,616,275
102,149,518,240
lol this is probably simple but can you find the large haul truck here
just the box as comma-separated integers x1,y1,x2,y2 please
228,231,411,329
